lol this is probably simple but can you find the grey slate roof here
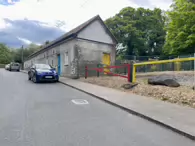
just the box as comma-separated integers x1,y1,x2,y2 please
26,15,118,60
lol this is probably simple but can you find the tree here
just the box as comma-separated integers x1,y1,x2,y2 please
12,43,40,63
45,40,50,45
163,0,195,55
105,7,166,57
0,43,41,64
0,43,13,64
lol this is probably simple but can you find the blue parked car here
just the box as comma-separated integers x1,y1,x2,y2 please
28,64,59,83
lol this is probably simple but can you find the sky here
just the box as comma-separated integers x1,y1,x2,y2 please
0,0,173,48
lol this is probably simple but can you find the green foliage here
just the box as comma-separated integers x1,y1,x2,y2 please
116,53,124,60
45,40,50,45
163,0,195,55
12,43,40,63
105,7,166,57
0,43,40,64
0,43,13,64
151,65,157,72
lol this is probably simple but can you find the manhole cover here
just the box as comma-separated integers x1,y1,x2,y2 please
71,99,89,105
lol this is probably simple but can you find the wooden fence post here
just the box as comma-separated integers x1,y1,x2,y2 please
127,63,133,82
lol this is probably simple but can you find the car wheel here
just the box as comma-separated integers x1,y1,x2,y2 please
17,70,20,72
32,75,37,83
28,74,31,80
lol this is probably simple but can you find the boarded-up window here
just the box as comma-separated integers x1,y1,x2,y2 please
64,52,68,65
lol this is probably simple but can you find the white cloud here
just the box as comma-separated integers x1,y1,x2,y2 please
149,0,172,10
0,19,9,29
0,0,172,31
17,37,32,44
7,0,13,4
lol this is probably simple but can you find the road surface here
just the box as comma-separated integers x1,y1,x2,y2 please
0,69,194,146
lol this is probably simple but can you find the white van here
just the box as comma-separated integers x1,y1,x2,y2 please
9,62,20,71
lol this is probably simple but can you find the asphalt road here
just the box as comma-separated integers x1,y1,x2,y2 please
0,69,194,146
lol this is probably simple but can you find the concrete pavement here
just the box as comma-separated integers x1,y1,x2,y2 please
1,69,194,145
58,77,195,140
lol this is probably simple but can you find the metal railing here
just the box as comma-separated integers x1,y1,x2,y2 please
132,57,195,83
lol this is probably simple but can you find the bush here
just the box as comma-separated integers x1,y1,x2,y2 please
151,65,157,72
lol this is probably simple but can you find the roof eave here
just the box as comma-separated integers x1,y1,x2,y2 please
25,33,77,61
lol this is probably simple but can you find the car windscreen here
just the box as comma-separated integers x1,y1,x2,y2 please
36,64,51,69
11,63,19,66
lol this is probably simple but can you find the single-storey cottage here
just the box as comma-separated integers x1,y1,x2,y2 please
24,15,118,78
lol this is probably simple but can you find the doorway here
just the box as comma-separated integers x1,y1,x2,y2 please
57,55,61,75
102,53,111,74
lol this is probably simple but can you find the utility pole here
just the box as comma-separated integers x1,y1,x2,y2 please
21,45,24,70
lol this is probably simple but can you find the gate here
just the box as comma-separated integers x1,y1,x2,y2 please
84,64,133,82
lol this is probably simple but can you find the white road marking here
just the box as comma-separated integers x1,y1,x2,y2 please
71,99,89,105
